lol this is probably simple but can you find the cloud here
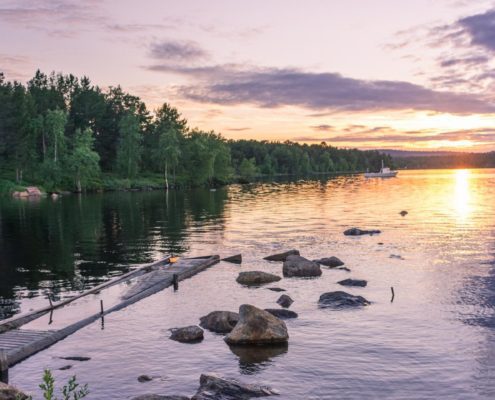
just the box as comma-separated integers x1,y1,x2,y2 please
458,9,495,51
225,127,251,131
440,55,490,67
149,40,208,62
0,0,105,36
294,126,495,144
311,124,334,131
0,53,33,80
149,64,495,114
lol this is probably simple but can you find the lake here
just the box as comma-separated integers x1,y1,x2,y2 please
1,169,495,399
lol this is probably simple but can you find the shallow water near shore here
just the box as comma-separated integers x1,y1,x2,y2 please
2,169,495,399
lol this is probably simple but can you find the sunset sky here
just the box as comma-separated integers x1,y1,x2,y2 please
2,0,495,151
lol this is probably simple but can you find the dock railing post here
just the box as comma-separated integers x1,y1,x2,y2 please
0,349,8,384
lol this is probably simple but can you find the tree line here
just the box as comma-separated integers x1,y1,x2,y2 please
392,152,495,169
0,70,392,192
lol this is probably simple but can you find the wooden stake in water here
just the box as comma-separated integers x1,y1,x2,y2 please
173,274,179,291
391,287,395,303
0,349,8,384
48,295,53,309
100,299,105,330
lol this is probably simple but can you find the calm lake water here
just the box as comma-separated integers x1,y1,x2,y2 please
1,169,495,399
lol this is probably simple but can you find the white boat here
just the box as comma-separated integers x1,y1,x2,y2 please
364,160,398,178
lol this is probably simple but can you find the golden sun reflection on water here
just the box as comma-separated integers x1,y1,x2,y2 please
454,169,471,220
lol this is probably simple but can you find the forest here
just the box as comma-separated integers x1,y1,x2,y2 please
0,70,392,193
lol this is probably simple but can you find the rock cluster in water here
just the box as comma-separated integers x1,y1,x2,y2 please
199,311,239,333
236,271,281,286
318,291,370,308
282,255,322,277
169,326,204,343
132,373,278,400
314,256,344,268
338,279,367,287
263,249,300,261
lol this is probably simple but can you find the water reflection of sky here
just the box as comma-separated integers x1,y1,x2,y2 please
2,169,495,399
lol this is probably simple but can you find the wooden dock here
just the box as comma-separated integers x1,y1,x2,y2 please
0,255,219,373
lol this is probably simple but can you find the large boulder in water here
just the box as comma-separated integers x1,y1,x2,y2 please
169,326,204,343
264,308,298,319
200,311,239,333
225,304,289,345
314,256,344,268
192,373,279,399
283,255,322,277
344,228,381,236
236,271,281,286
318,291,370,309
338,279,367,287
263,249,300,262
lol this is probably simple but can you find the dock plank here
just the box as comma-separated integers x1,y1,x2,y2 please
0,255,219,368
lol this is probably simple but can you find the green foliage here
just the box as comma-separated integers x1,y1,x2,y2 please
0,70,396,191
19,369,89,400
67,128,100,191
116,112,142,179
238,158,258,182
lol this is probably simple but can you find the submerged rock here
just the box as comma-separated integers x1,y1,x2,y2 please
222,254,242,264
337,267,351,272
318,291,370,309
199,311,239,333
225,304,289,345
59,365,72,371
337,279,367,287
343,228,381,236
266,287,286,292
264,309,298,319
283,255,322,278
399,210,408,216
0,382,29,400
170,326,204,343
192,373,279,399
314,256,344,268
263,250,300,262
138,375,153,383
59,356,91,362
236,271,281,286
276,294,293,308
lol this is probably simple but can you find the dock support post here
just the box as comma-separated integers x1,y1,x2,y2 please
0,349,8,384
100,300,105,330
172,274,179,291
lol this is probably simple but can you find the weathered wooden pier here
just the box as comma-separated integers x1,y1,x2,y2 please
0,255,220,379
